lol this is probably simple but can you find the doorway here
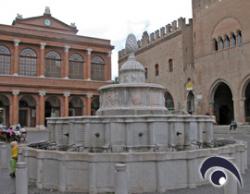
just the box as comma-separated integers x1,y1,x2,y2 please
213,83,234,125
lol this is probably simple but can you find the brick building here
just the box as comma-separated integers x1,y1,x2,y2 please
119,0,250,125
0,7,113,129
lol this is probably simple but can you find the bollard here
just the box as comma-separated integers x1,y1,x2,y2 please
0,144,8,169
115,163,128,194
16,162,28,194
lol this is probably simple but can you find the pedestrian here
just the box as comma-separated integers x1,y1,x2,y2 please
7,127,14,142
229,120,237,130
15,123,21,131
9,141,19,178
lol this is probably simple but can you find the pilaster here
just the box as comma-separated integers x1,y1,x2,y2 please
84,48,92,80
84,93,92,115
12,89,20,126
63,45,70,79
105,51,112,81
13,39,20,76
38,90,46,129
39,42,46,77
63,91,70,117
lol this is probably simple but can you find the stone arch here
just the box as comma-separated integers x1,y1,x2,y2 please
239,75,250,99
187,91,195,114
209,79,233,101
19,95,36,127
164,90,174,111
91,95,99,115
212,17,242,38
69,96,84,116
213,38,218,51
239,75,250,122
224,34,230,48
45,96,61,125
209,80,234,125
230,32,237,48
0,94,10,126
237,30,242,46
211,17,242,51
218,36,224,50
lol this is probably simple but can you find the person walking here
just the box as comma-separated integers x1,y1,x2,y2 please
9,141,19,178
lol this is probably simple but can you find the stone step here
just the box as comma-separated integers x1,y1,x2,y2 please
214,125,250,134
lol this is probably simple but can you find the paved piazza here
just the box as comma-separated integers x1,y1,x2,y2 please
0,127,250,194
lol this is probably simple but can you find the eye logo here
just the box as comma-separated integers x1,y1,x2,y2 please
200,156,242,187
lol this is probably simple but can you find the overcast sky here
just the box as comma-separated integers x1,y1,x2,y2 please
0,0,192,79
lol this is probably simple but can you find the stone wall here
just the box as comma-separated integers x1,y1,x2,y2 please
47,115,214,149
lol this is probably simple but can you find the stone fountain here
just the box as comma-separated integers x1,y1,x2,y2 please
22,34,247,193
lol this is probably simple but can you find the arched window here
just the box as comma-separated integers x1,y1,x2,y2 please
165,91,174,111
69,54,84,79
0,45,11,75
145,67,148,79
224,35,230,49
19,95,36,127
45,96,61,126
69,96,83,116
91,56,105,80
231,33,236,48
91,95,100,115
169,59,173,72
214,39,218,51
0,95,10,126
19,48,37,76
45,51,61,78
237,31,242,46
218,37,224,50
155,64,159,76
187,91,195,114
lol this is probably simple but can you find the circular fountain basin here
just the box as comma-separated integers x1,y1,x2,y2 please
22,140,247,193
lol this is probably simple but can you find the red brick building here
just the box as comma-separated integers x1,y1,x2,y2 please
0,8,113,129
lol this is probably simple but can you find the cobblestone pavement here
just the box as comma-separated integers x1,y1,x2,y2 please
0,127,250,194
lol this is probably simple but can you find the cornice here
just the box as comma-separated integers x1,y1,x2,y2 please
0,24,114,50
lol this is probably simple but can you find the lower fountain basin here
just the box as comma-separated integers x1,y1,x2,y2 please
22,141,247,193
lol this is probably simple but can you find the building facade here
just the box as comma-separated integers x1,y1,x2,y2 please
119,0,250,124
0,8,113,128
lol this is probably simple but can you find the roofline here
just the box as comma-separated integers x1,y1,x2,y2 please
12,14,78,33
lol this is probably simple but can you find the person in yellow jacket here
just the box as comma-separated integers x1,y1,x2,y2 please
10,141,18,178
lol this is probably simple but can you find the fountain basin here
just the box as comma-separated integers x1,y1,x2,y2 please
22,141,247,193
47,115,214,150
97,83,167,115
